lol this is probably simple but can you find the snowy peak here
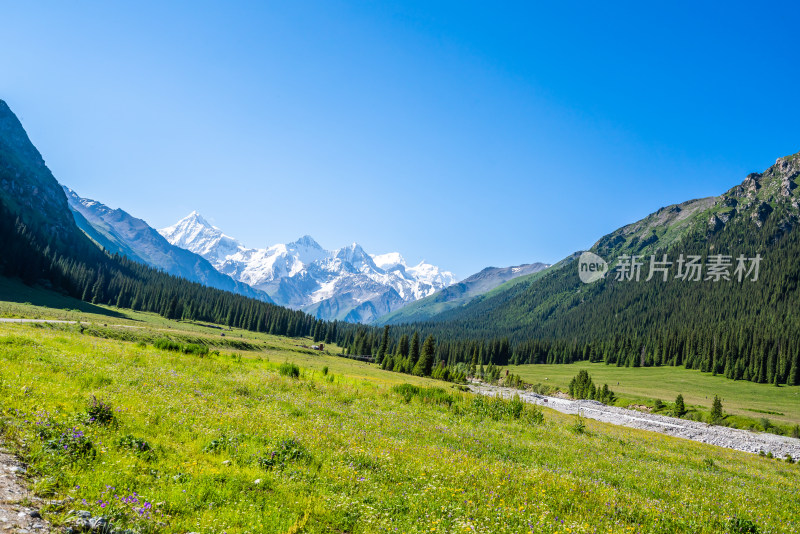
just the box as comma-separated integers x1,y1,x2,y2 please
334,242,377,271
371,252,406,270
289,235,323,250
159,212,241,264
159,214,457,323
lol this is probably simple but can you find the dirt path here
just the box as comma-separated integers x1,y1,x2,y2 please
470,383,800,459
0,447,50,533
0,319,78,324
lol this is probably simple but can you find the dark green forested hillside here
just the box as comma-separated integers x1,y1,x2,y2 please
379,153,800,386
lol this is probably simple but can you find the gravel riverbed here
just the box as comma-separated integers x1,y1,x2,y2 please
469,383,800,459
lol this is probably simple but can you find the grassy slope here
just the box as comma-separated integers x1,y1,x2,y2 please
0,287,798,532
507,361,800,427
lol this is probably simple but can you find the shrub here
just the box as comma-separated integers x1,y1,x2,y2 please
653,399,664,411
153,338,181,352
469,394,527,421
726,516,759,533
86,396,116,426
182,343,209,356
279,362,301,378
258,438,311,470
572,415,586,434
44,427,96,462
117,435,155,460
791,425,800,439
522,404,545,425
322,366,329,376
203,432,242,454
391,384,455,407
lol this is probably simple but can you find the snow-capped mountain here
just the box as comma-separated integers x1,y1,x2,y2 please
159,212,457,323
63,188,273,303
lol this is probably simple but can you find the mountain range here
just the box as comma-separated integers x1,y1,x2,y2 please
159,212,457,323
63,187,272,302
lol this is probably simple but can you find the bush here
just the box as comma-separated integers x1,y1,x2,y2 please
258,438,312,470
470,394,525,421
86,396,116,426
322,366,329,376
153,338,182,352
572,415,586,434
44,427,96,462
726,516,759,533
182,343,209,356
117,435,155,460
203,432,242,454
279,362,300,378
653,399,664,411
391,384,454,407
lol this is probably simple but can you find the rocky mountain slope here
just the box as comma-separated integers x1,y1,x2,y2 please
63,188,272,302
160,212,457,323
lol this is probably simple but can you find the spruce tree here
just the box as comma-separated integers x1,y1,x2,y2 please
377,326,390,362
674,394,686,417
413,335,436,377
710,395,723,424
409,332,420,367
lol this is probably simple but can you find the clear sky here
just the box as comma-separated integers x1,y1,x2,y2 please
2,1,798,278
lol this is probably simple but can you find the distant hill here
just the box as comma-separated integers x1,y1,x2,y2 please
376,263,549,325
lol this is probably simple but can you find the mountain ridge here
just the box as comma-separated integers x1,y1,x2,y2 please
159,212,457,323
63,187,273,302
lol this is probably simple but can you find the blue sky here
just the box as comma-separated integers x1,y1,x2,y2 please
2,1,798,278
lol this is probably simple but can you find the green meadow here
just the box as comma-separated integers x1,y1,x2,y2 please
0,320,797,533
507,361,800,427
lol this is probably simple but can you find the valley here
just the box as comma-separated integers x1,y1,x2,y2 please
1,301,798,533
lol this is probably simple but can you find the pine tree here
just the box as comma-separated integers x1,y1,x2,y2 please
408,332,420,367
413,335,436,377
710,395,723,424
395,334,409,359
674,394,686,417
377,325,390,362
